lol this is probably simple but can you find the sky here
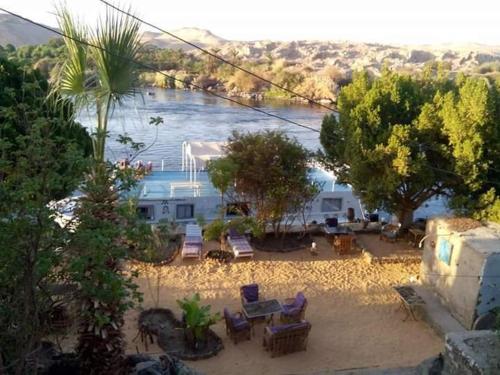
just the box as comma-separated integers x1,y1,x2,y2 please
1,0,500,45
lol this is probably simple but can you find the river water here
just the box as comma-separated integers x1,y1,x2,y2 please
78,87,329,170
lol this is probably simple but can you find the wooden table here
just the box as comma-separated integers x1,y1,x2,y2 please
393,286,425,321
408,228,425,247
242,299,282,333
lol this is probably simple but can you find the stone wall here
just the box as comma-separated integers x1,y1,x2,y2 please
443,331,500,375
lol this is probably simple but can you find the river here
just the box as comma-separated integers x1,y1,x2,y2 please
78,87,330,170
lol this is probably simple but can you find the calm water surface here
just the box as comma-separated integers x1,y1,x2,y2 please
78,88,329,169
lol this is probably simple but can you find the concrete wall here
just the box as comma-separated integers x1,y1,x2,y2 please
443,331,500,375
421,218,485,328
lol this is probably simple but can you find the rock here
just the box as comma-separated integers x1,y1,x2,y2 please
407,49,435,63
475,53,498,64
135,360,163,375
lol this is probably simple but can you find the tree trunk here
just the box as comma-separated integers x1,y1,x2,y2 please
397,208,414,230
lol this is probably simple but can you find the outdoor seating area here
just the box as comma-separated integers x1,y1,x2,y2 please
121,236,442,374
224,283,311,355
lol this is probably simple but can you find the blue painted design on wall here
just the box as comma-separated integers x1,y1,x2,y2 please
438,238,453,265
476,254,500,318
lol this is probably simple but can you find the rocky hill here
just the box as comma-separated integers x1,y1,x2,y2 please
0,13,58,47
142,27,225,50
140,28,500,76
2,11,500,77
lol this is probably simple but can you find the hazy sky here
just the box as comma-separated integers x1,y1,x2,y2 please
1,0,500,45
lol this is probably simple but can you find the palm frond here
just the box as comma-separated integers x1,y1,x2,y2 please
91,6,143,104
55,6,90,107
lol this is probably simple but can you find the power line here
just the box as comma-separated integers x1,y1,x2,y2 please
99,0,339,113
0,8,321,134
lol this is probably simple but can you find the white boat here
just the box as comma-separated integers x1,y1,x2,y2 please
131,141,366,228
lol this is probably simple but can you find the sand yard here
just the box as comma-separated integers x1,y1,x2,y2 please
121,235,443,375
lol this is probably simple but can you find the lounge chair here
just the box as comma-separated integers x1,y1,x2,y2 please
240,283,260,305
281,292,308,323
263,320,311,357
228,228,254,259
333,234,355,255
181,224,202,259
223,308,251,344
380,223,402,243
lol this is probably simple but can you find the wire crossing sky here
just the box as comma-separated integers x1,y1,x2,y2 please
1,0,500,45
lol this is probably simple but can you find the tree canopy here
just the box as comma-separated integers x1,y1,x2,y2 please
0,57,89,373
0,56,92,197
208,130,317,236
320,68,500,226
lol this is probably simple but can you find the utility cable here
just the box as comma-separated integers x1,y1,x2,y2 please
99,0,338,113
0,8,321,133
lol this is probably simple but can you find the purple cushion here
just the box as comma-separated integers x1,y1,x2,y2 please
269,321,309,334
232,317,250,331
241,284,259,303
282,305,301,316
293,292,306,308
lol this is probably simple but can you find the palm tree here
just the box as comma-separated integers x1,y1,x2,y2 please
56,7,141,164
54,7,142,374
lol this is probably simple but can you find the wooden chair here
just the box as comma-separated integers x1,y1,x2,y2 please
333,234,354,255
262,321,311,357
380,223,402,243
240,283,260,305
223,308,251,344
280,292,308,323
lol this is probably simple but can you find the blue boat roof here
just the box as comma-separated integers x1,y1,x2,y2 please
131,168,350,200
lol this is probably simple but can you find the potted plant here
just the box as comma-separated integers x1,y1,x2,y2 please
176,293,221,350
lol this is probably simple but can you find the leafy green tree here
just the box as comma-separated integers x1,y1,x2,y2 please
320,69,500,227
441,75,500,222
320,70,455,227
68,164,142,374
213,130,314,236
0,58,89,374
207,157,237,208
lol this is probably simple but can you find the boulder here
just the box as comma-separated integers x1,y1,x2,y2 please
408,49,435,63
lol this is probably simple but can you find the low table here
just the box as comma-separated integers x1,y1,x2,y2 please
242,299,283,332
393,285,425,321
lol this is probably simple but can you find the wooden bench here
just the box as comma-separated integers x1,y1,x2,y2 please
262,321,311,357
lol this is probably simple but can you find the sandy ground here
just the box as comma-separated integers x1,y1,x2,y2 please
356,234,422,258
122,235,443,375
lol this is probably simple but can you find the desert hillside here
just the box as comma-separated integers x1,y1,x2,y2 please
2,12,500,76
0,13,58,47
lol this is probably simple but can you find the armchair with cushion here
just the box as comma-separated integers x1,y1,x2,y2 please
240,283,260,305
281,292,308,323
263,320,311,357
223,308,251,344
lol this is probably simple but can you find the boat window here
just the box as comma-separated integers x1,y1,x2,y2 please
176,204,194,220
137,205,155,220
321,198,342,212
